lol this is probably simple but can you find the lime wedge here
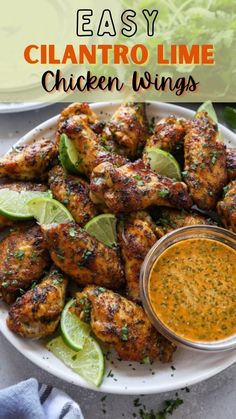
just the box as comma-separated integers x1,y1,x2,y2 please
47,335,105,387
0,189,52,220
84,214,117,248
197,101,218,124
61,299,91,351
59,133,81,174
28,197,73,225
145,147,181,180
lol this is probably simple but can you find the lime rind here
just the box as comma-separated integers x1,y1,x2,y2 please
0,189,52,220
84,214,117,248
59,133,81,174
27,197,74,225
61,299,91,351
145,147,181,180
47,335,105,387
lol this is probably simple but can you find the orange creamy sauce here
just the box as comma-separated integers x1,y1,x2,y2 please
149,238,236,342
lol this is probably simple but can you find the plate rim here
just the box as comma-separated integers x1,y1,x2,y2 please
1,101,236,395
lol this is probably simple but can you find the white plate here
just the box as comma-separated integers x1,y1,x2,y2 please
0,102,236,395
0,103,51,114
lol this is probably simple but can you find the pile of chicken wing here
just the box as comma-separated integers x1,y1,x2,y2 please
0,102,235,364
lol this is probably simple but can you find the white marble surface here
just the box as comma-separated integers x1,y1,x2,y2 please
0,103,235,419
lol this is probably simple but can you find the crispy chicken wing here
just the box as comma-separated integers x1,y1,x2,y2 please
7,267,67,338
0,225,50,297
109,103,148,158
42,222,124,289
57,105,127,178
184,112,227,210
156,208,211,235
0,182,48,230
48,166,97,226
74,286,175,362
144,116,187,154
217,181,236,232
90,160,192,213
0,139,58,181
226,148,236,181
56,102,100,144
118,212,158,303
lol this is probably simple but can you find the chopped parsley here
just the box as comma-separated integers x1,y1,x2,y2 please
13,250,25,260
94,287,106,296
69,227,76,237
159,188,169,198
120,325,129,342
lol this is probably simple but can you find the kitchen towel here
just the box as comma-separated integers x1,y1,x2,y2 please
0,378,84,419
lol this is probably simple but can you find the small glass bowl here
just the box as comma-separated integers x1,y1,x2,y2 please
140,225,236,352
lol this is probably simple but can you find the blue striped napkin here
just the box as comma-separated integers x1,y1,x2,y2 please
0,378,84,419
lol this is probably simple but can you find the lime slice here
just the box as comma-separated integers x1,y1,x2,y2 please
0,189,52,220
61,299,91,351
47,335,105,387
28,197,73,225
145,147,181,180
197,101,218,124
59,133,81,174
84,214,117,248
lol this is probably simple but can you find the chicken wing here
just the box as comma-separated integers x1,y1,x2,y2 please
217,180,236,232
90,160,192,213
7,267,67,338
109,103,148,158
42,222,124,289
144,116,187,154
0,225,50,297
226,148,236,181
56,102,100,144
184,112,227,210
57,105,127,178
74,286,175,363
0,182,48,230
156,208,212,235
118,212,158,303
48,166,97,226
0,139,58,181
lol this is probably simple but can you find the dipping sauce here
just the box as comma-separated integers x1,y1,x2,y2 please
149,238,236,342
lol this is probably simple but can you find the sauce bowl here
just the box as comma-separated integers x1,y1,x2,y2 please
140,225,236,352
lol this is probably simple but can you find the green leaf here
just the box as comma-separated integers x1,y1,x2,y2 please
222,106,236,129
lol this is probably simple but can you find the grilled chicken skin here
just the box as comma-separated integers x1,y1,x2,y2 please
184,112,227,210
217,180,236,232
57,107,127,178
118,212,158,302
0,139,58,181
7,268,67,338
0,225,50,295
156,208,211,235
48,166,97,226
42,222,125,289
0,182,48,231
144,116,187,154
74,286,175,363
109,103,148,158
226,148,236,181
56,102,100,144
90,160,192,214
